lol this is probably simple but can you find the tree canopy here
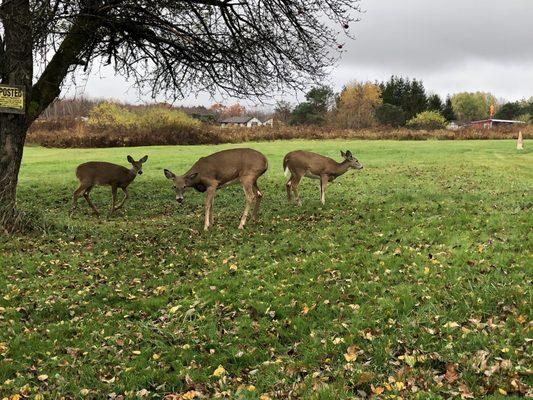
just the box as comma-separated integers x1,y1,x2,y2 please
334,81,381,129
451,92,497,122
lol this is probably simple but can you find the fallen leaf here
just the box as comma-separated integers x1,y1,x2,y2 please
213,365,226,377
444,321,460,329
371,385,384,395
459,383,474,399
402,354,416,367
182,391,200,399
445,364,458,384
344,345,358,362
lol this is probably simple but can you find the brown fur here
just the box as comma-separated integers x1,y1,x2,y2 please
165,148,268,230
283,150,362,205
71,155,147,216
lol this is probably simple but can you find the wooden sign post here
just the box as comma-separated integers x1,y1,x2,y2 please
0,85,25,114
517,131,524,150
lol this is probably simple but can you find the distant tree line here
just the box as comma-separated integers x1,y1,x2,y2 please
40,77,533,130
275,76,533,129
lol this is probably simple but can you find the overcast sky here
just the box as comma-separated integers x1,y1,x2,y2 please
70,0,533,108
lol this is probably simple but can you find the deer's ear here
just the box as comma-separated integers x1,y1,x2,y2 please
127,155,134,163
340,150,346,158
345,150,352,157
140,155,148,163
186,172,198,181
164,169,175,179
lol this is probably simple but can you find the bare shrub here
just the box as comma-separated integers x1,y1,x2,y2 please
27,121,533,148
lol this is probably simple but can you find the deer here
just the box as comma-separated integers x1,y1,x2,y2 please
164,148,268,230
283,150,363,205
70,155,148,216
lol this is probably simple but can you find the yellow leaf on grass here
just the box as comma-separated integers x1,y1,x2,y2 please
37,374,48,381
444,321,460,329
516,315,526,324
182,390,200,399
402,354,416,367
371,385,384,395
260,395,271,400
213,365,226,377
169,305,180,314
247,385,256,391
344,345,358,362
423,266,430,274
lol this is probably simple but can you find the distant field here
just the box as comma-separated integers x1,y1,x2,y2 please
0,140,531,399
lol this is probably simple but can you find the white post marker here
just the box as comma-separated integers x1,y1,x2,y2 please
517,131,524,150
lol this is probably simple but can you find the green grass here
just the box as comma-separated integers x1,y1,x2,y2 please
1,140,532,399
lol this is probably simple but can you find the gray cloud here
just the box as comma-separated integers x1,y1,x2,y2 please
76,0,533,105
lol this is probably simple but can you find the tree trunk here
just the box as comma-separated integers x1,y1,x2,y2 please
0,114,27,231
0,0,32,232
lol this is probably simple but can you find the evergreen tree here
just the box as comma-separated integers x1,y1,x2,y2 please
442,96,456,121
494,102,523,120
427,94,444,113
379,76,427,120
290,86,334,125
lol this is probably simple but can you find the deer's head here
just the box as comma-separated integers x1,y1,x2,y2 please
127,155,148,175
164,169,198,203
341,150,363,170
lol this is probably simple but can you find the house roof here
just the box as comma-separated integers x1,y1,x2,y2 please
468,118,525,124
220,116,254,124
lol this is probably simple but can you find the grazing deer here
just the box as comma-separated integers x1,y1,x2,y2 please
164,148,268,230
283,150,363,205
71,155,148,216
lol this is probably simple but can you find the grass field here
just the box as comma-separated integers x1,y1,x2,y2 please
1,140,531,399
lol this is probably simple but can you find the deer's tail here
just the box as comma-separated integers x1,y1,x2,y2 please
283,155,290,177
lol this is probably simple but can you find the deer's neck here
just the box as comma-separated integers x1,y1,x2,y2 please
128,168,138,181
330,160,351,177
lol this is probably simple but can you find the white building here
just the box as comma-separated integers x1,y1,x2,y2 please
261,118,274,127
219,116,263,128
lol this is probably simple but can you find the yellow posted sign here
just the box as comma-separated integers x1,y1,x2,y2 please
0,85,25,114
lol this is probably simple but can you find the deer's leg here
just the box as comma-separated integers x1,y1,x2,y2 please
70,184,87,216
114,187,129,210
251,182,263,221
110,186,118,213
83,186,99,216
238,179,256,229
286,175,293,202
291,174,303,206
204,186,217,231
320,175,328,205
209,189,215,226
